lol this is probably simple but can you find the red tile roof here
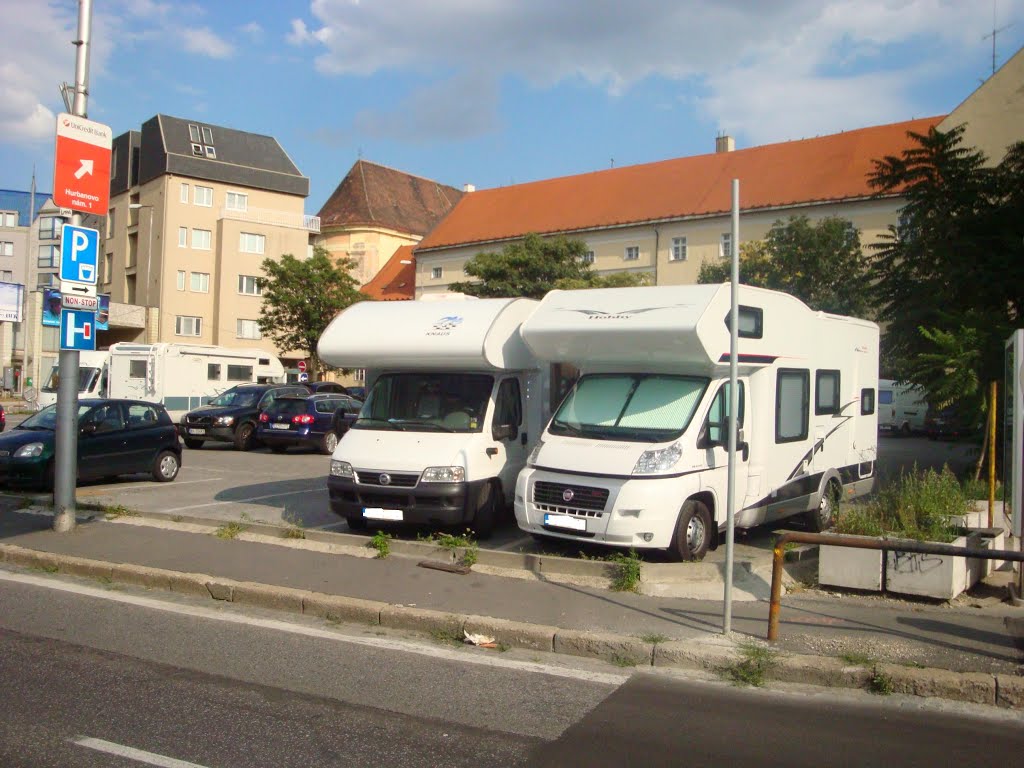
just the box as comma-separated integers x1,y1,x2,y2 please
318,160,464,237
361,245,415,301
417,117,944,251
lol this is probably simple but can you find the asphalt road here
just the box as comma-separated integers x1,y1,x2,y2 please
0,570,1021,767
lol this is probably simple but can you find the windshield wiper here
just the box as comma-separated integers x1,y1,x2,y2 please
353,418,400,430
390,419,454,433
552,420,585,437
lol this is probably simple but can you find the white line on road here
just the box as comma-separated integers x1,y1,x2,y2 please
161,487,326,513
78,478,222,495
0,569,628,687
73,737,210,768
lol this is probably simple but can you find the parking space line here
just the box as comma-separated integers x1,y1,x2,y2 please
161,487,326,513
76,479,223,497
73,736,210,768
494,534,533,551
311,521,347,531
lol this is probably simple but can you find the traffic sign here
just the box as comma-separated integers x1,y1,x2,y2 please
298,372,309,382
53,113,113,215
61,293,98,311
297,360,307,373
60,280,97,298
59,308,96,351
60,224,99,285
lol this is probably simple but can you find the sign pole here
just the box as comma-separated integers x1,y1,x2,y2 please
723,179,739,634
53,0,93,533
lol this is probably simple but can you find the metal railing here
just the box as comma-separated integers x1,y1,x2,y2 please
218,206,320,233
767,531,1024,641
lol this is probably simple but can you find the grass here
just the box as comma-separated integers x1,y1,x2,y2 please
421,530,479,568
214,521,246,540
639,633,669,645
103,504,138,520
610,653,642,668
840,652,875,667
960,477,1004,501
721,640,777,687
283,526,306,540
369,530,392,559
609,549,642,592
431,627,463,646
869,666,895,695
33,563,59,574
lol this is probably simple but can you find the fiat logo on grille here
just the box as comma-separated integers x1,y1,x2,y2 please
379,473,392,486
562,488,574,502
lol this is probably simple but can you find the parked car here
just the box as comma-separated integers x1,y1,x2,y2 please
924,405,982,441
345,386,366,400
180,383,310,450
301,381,348,395
0,399,181,489
257,393,363,454
0,403,5,432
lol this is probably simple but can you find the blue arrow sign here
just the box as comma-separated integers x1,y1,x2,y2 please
60,308,97,351
59,223,99,285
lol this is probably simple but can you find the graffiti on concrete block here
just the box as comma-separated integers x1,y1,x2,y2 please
891,551,944,575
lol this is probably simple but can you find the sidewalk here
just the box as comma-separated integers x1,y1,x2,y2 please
1,499,1021,708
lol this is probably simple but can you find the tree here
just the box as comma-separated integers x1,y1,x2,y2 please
257,247,368,377
447,233,648,299
697,215,871,316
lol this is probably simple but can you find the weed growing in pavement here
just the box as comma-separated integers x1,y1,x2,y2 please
640,633,669,646
721,641,777,687
609,549,642,592
214,521,245,540
103,504,138,520
431,627,463,646
369,530,392,559
840,652,875,667
869,666,895,695
422,530,479,568
33,564,59,574
610,653,641,668
171,515,184,523
283,526,306,540
496,642,510,653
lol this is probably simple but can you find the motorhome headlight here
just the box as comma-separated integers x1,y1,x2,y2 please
13,442,44,458
526,439,545,467
214,416,235,427
421,466,466,483
632,442,683,475
330,460,354,479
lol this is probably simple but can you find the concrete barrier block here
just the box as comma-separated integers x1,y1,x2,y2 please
388,539,455,561
653,640,737,671
878,663,995,706
463,615,555,652
472,549,543,572
169,572,213,598
379,605,464,637
554,629,653,666
109,563,173,591
303,594,385,625
996,675,1024,709
539,555,613,579
231,582,306,614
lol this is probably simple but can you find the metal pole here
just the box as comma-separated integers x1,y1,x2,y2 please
989,380,997,528
53,0,93,533
723,179,739,634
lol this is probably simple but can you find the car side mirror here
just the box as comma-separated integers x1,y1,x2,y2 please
80,422,97,436
492,424,514,441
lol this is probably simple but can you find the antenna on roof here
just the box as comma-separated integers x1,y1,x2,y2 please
610,157,615,168
983,0,1013,76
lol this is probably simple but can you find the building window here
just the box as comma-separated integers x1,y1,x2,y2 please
670,237,687,262
191,143,203,157
2,211,16,227
104,253,113,283
188,124,201,143
129,360,148,379
227,364,253,381
0,270,12,282
238,274,262,296
208,363,221,380
226,192,248,211
38,216,64,239
38,244,58,268
175,316,202,337
180,183,189,203
194,186,213,207
178,227,187,247
721,233,733,259
431,266,442,279
192,229,211,250
624,245,639,261
582,250,595,265
204,146,217,159
236,319,262,340
176,271,185,291
190,272,210,293
239,232,265,254
0,241,13,257
202,126,213,144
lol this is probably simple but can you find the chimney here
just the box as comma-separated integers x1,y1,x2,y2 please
715,134,735,153
463,183,476,193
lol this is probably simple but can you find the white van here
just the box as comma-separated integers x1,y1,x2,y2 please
37,350,110,409
515,284,879,560
107,342,285,422
878,378,927,435
318,298,548,538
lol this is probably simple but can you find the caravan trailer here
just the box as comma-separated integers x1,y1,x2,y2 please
515,285,879,560
107,343,284,422
37,350,110,409
318,298,548,538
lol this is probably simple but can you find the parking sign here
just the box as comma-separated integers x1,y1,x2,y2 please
60,224,99,285
60,308,97,351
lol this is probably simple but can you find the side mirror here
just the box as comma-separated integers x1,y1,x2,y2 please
492,424,514,441
80,422,97,436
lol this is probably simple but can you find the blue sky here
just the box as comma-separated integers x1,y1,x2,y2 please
2,0,1022,214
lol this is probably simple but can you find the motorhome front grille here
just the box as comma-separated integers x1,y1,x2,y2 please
533,481,609,512
535,503,603,519
355,471,419,488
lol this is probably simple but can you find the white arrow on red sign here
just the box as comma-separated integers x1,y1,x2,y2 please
74,159,95,179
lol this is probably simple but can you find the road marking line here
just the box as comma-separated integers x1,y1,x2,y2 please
76,479,222,496
0,569,627,687
73,737,210,768
161,488,326,513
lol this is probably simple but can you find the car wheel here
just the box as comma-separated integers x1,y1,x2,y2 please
152,450,180,482
183,438,204,449
471,482,498,540
269,444,288,454
900,422,911,437
669,500,713,561
234,422,256,451
320,431,339,455
345,515,367,531
805,480,839,532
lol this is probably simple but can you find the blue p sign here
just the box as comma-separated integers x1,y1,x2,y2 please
60,308,97,351
60,223,99,285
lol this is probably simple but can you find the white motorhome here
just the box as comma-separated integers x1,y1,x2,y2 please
318,298,547,538
107,343,285,421
516,284,879,560
36,350,111,409
878,378,927,435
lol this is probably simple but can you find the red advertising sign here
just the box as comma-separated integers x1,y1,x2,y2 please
52,113,113,215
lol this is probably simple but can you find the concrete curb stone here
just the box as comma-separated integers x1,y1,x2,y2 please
303,593,385,625
108,562,173,591
653,640,738,672
877,663,996,706
554,629,654,665
771,654,873,689
206,580,234,601
231,582,308,613
169,572,215,598
995,674,1024,708
463,614,556,652
379,605,466,637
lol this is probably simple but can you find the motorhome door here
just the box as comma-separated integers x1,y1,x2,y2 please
492,377,527,502
699,380,749,517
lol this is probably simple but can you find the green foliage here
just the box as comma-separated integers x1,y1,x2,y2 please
840,652,875,667
609,548,642,592
421,530,478,567
960,477,1003,501
697,215,870,316
869,667,895,696
722,641,777,687
640,633,669,645
834,467,967,543
610,653,642,668
447,233,648,299
257,247,368,376
103,504,138,520
369,530,392,559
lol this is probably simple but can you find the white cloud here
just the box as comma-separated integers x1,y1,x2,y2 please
241,21,264,41
181,26,235,59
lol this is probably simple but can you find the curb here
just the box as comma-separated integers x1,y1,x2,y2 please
0,542,1019,710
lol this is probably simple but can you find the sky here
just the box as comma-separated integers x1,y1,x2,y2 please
2,0,1022,215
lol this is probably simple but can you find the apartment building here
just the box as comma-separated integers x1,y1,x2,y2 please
104,115,316,361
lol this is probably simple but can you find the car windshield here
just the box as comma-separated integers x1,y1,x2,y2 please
268,398,310,416
549,374,709,443
42,366,100,394
353,373,494,433
208,389,261,408
17,403,94,431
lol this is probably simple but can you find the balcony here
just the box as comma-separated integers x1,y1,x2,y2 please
219,206,320,233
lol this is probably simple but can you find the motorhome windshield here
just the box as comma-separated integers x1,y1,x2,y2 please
42,367,100,394
354,373,493,433
549,374,709,443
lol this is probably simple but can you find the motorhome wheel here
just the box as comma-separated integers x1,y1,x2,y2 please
670,500,712,561
805,480,840,532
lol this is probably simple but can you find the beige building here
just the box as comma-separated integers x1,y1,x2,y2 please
104,115,317,363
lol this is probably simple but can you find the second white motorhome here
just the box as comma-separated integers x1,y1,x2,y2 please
515,284,879,560
878,378,927,434
37,350,110,409
107,343,285,421
318,298,548,538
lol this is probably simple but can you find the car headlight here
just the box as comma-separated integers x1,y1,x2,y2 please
527,439,544,467
14,442,45,458
421,466,465,483
214,416,235,426
632,442,683,475
330,460,354,478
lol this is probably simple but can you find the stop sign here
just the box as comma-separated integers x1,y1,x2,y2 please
297,360,307,372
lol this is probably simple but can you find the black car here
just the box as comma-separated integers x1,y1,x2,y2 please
257,393,362,454
0,399,181,488
302,381,349,395
180,383,310,451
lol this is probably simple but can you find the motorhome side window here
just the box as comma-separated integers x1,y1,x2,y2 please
815,370,841,415
702,381,745,447
724,305,763,339
129,360,147,379
208,364,221,380
776,369,809,443
227,365,253,381
494,378,523,438
861,388,875,415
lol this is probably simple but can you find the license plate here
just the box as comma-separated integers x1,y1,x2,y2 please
187,428,205,435
544,513,586,532
363,507,403,521
271,423,290,430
